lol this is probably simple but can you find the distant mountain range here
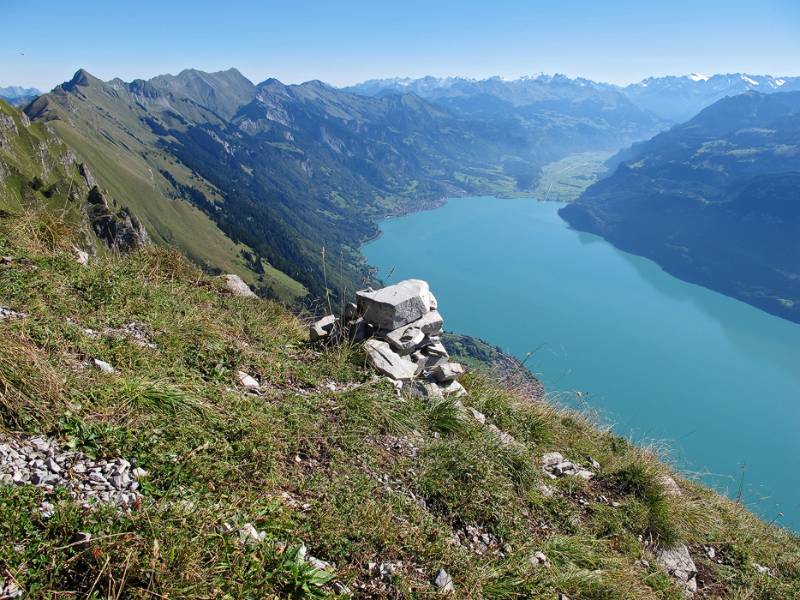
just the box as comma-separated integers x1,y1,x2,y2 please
622,73,800,122
0,85,41,106
560,91,800,323
347,73,800,123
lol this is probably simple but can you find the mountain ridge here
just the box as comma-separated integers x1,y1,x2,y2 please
560,90,800,323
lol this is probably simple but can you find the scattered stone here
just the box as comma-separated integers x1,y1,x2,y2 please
431,362,465,383
236,370,260,391
357,279,435,331
369,561,397,582
0,434,142,510
74,247,90,266
467,407,486,424
753,563,771,576
0,306,25,320
433,568,454,593
541,452,594,480
309,314,337,342
656,545,698,596
1,580,22,599
92,358,116,374
440,379,467,398
238,523,267,545
659,475,682,497
40,501,55,518
364,339,417,381
220,273,257,298
705,546,716,560
487,424,517,446
530,551,550,568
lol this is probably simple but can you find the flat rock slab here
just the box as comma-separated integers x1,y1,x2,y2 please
364,339,417,381
357,279,435,331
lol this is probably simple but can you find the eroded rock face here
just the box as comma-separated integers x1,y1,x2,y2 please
86,186,150,253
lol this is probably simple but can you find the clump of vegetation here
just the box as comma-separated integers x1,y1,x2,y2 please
1,208,799,598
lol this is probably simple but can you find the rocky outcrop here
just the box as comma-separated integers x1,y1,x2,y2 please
86,186,149,253
310,279,467,398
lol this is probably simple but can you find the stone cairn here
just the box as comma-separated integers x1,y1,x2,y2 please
310,279,467,399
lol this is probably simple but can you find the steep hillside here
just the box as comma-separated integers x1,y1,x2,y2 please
622,74,800,122
24,69,307,302
26,69,545,301
560,92,800,324
1,207,799,598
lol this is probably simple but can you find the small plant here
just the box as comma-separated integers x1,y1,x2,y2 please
269,545,334,599
426,397,466,435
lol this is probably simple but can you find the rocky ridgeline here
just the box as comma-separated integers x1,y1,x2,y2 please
310,279,467,399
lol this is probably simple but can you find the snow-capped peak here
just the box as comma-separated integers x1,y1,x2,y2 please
688,73,709,82
774,78,785,87
741,74,759,86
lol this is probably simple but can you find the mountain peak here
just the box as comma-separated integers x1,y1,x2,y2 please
67,69,101,88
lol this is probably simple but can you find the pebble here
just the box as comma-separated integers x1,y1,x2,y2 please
433,568,455,593
0,434,143,510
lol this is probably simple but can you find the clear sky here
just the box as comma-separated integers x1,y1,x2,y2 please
2,0,799,91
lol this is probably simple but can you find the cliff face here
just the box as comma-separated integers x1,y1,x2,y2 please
1,206,798,599
560,92,800,324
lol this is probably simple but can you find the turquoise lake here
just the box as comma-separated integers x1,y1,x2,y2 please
363,196,800,530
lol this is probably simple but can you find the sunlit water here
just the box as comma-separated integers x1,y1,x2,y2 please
363,196,800,530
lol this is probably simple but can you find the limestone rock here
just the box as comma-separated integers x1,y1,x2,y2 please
364,339,416,381
357,279,434,331
236,370,260,391
659,475,682,497
433,568,454,593
309,315,337,342
221,273,257,298
385,325,426,354
92,358,116,374
656,545,697,596
440,380,467,397
431,362,465,383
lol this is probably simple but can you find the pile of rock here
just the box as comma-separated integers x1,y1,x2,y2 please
0,435,145,510
310,279,467,398
541,451,595,480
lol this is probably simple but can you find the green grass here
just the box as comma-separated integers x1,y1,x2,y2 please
1,209,799,598
533,151,614,202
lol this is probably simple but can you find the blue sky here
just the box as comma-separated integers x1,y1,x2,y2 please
2,0,799,90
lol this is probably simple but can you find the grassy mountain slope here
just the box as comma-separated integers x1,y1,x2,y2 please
24,70,307,302
561,91,800,324
1,206,799,598
25,69,545,302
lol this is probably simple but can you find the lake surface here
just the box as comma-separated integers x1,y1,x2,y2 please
363,196,800,530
